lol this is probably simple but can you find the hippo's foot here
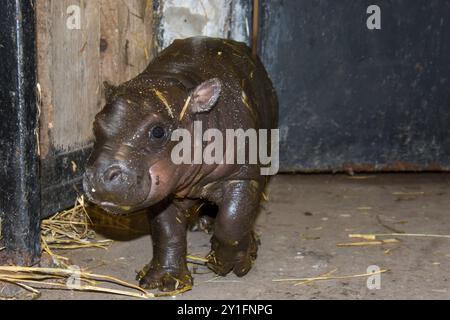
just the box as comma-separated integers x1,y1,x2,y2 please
137,262,193,292
189,215,215,234
206,232,259,277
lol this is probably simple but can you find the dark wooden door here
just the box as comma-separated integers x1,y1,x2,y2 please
259,0,450,172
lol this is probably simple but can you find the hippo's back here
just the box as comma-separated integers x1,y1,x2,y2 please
146,37,278,131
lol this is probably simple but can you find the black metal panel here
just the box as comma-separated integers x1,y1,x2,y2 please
260,0,450,172
40,147,92,218
0,0,40,264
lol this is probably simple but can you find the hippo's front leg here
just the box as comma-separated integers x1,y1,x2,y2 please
138,201,192,292
207,180,262,277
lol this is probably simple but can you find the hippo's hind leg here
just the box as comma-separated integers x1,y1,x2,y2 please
206,180,263,277
138,200,192,292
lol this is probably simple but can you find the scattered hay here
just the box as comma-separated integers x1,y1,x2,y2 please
350,234,378,241
186,255,209,264
41,196,111,248
293,269,338,286
0,265,154,300
273,268,388,286
179,95,192,121
241,90,257,120
350,233,450,240
337,239,400,247
357,206,373,210
0,196,192,299
152,89,174,119
40,196,113,267
261,192,269,201
205,276,242,283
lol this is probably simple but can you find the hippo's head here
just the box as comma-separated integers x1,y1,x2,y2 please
83,78,222,214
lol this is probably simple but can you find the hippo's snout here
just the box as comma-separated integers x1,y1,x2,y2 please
83,161,151,214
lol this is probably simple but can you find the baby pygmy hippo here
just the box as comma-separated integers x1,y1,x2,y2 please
83,37,278,292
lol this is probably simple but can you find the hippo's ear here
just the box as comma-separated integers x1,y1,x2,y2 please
103,81,117,101
190,78,222,113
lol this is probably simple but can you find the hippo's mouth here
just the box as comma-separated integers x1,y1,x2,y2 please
83,170,153,215
85,194,152,216
96,201,137,215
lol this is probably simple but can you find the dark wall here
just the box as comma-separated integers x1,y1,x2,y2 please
0,0,41,264
260,0,450,172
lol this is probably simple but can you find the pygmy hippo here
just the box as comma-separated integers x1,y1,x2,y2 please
83,37,278,292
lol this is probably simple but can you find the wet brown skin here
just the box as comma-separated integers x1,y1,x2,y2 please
83,37,278,292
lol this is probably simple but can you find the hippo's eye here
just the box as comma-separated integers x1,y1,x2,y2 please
150,126,166,139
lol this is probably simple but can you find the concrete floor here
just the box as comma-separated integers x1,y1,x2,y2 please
41,174,450,300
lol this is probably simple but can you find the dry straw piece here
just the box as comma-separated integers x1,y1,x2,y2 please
273,268,388,286
337,239,400,247
349,233,450,240
187,255,209,264
40,196,113,268
0,265,155,299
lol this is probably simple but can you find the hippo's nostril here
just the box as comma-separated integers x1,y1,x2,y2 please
103,166,123,183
